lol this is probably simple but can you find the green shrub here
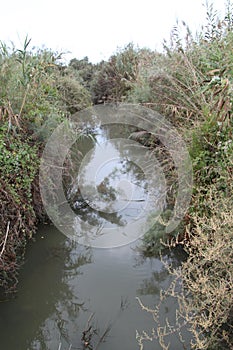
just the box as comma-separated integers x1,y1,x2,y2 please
90,43,140,103
56,74,92,114
0,122,39,291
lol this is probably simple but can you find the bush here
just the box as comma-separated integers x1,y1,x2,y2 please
56,74,92,114
90,43,140,103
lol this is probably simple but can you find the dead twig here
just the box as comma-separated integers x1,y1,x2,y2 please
0,221,10,259
82,313,95,349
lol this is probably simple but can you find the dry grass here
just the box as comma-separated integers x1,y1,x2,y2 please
137,183,233,349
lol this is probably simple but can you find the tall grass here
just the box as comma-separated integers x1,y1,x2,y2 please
133,2,233,349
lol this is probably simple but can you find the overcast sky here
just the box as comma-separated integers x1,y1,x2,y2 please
0,0,226,63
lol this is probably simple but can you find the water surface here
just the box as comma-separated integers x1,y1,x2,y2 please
0,123,189,349
0,225,185,350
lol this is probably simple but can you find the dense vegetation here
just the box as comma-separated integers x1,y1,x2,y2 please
0,2,232,349
0,38,91,291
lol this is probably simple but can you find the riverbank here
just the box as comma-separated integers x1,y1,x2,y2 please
0,39,92,292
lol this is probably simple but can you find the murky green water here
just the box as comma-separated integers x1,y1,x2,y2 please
0,226,186,350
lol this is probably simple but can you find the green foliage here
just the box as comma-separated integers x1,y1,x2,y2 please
190,119,232,184
0,122,40,290
0,38,92,292
90,43,140,103
69,56,95,89
140,209,185,256
0,41,58,119
56,74,92,114
0,123,39,200
0,39,92,136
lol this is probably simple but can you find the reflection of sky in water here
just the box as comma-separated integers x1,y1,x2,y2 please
71,126,166,248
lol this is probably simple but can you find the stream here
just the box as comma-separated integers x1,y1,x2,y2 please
0,117,190,349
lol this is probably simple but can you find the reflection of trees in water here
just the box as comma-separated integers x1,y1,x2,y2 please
65,123,147,198
135,248,192,349
118,159,146,190
138,270,169,296
73,200,126,228
63,240,92,279
136,247,187,296
63,132,97,196
0,231,92,350
28,239,92,350
67,126,149,230
101,123,137,140
30,238,130,350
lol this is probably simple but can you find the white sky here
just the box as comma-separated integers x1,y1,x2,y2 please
0,0,226,63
